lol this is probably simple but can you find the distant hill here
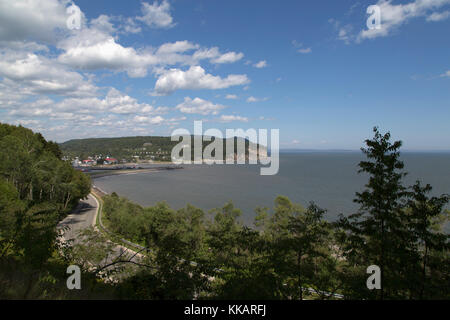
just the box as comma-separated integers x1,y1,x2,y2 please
60,136,266,162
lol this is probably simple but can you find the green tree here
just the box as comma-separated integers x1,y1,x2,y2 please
405,182,449,299
336,127,409,299
0,123,91,298
255,197,338,300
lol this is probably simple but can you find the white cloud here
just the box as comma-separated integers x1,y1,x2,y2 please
12,119,41,126
58,88,166,115
292,40,312,53
426,10,450,21
6,99,54,119
225,94,238,100
338,25,353,44
0,0,245,79
211,51,244,64
122,17,142,34
357,0,450,41
192,47,244,64
298,47,312,54
254,60,267,68
153,66,250,95
258,116,275,121
7,88,166,118
0,52,98,97
156,40,199,54
175,97,226,115
329,19,354,44
91,15,116,34
0,40,48,52
133,115,165,124
0,0,70,43
104,88,157,114
0,0,255,140
440,70,450,77
246,96,269,103
136,0,175,29
57,25,244,77
191,47,221,61
57,28,157,77
219,115,248,122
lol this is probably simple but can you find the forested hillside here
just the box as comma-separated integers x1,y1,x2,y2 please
0,123,92,298
60,135,263,162
60,136,176,161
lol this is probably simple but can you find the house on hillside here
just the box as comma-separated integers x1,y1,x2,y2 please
104,157,118,165
72,158,81,167
81,159,95,166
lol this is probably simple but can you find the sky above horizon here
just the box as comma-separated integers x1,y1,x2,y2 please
0,0,449,150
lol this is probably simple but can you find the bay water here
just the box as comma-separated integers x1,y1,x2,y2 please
93,152,450,225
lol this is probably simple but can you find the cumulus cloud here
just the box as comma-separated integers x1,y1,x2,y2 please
0,0,252,141
292,40,312,53
175,97,226,115
8,99,54,117
90,14,116,34
7,88,166,119
57,27,157,77
0,0,245,78
298,47,312,53
211,51,244,64
440,70,450,77
338,25,354,44
12,119,42,126
57,25,244,77
192,47,244,64
122,17,142,34
153,66,250,95
329,19,354,44
357,0,450,41
57,88,167,115
156,40,199,54
103,88,156,114
426,10,450,21
219,115,248,122
133,115,165,124
136,0,175,29
0,51,98,97
0,0,70,43
253,60,267,68
225,94,238,100
0,40,49,52
246,96,269,103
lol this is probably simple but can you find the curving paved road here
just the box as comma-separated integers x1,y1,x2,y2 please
58,193,144,279
58,194,98,243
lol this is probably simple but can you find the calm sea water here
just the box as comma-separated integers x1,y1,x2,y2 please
93,152,450,225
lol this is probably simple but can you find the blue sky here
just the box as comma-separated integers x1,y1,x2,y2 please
0,0,449,150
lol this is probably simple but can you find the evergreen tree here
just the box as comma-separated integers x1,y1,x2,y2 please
336,127,409,299
405,182,449,299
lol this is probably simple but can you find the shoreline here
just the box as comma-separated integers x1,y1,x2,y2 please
88,165,183,179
